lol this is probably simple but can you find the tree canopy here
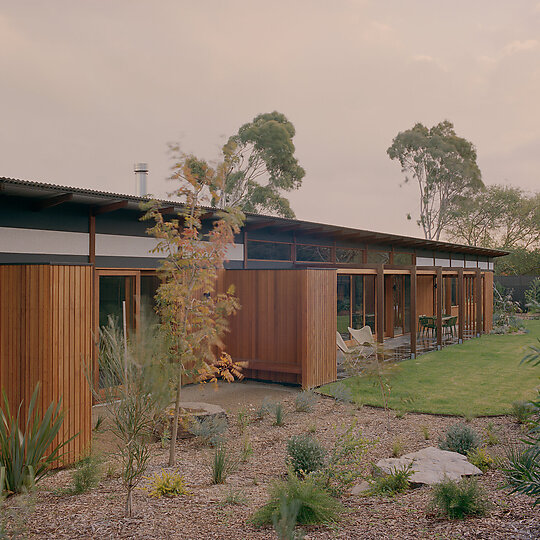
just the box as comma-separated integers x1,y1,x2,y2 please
387,120,483,240
444,184,540,275
446,185,540,249
212,111,305,218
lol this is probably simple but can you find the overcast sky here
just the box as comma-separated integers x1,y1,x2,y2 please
1,1,539,237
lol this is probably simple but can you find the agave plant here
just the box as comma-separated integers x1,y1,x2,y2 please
0,383,74,496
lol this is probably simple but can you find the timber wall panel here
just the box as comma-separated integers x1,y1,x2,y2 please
304,269,337,388
417,276,435,316
220,269,337,389
0,265,92,466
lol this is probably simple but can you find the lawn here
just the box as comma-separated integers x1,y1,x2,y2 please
320,319,540,416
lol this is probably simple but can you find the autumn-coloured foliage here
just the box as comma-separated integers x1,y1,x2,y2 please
199,352,248,384
142,145,245,466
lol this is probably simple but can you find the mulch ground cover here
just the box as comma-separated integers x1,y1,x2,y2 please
3,394,539,539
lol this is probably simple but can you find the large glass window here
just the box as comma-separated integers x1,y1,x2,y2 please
393,253,414,266
336,248,364,264
337,275,351,337
351,276,364,328
364,276,376,333
98,274,137,388
99,275,136,331
367,250,390,264
247,240,292,261
296,244,332,263
141,274,161,317
337,274,376,337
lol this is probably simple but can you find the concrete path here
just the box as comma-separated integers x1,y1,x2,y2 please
179,380,299,412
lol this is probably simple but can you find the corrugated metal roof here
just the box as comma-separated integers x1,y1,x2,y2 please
0,176,508,257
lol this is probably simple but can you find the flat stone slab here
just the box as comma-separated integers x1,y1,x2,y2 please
155,401,227,440
375,446,482,486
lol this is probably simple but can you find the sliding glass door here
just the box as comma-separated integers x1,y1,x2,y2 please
337,274,376,338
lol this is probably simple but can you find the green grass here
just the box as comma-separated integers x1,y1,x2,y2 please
321,320,540,416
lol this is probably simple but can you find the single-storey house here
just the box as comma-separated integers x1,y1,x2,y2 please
0,177,507,463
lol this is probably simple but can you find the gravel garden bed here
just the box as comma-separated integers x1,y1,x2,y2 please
3,392,539,539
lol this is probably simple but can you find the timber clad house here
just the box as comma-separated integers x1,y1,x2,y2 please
0,177,507,463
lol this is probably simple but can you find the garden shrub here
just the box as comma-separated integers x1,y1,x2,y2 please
287,434,326,476
274,403,285,426
511,401,535,424
220,487,247,506
211,444,236,484
524,278,540,314
313,422,372,496
439,423,481,455
391,437,404,457
503,341,540,505
492,285,524,334
240,436,254,462
188,416,227,446
484,422,500,446
0,384,71,496
295,391,316,413
146,469,189,498
502,444,539,492
466,447,495,472
254,397,275,420
250,471,343,526
368,464,413,496
272,496,305,540
420,425,430,440
430,477,488,519
236,407,251,434
70,454,102,494
329,384,354,404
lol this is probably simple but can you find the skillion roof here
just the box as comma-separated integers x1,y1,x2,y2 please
0,176,508,258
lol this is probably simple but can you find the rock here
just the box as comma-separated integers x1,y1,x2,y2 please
350,480,370,495
154,402,227,440
375,446,482,486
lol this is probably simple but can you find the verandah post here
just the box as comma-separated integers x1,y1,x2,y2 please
457,268,464,342
376,265,384,344
475,268,483,336
436,268,443,348
410,266,417,358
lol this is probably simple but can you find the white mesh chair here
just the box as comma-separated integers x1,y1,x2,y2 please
348,326,375,357
336,331,362,355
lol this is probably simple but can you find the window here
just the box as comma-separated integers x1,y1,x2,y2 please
366,250,390,264
247,240,292,261
336,274,376,337
336,248,364,264
337,275,351,337
141,274,160,316
296,244,332,263
393,252,414,265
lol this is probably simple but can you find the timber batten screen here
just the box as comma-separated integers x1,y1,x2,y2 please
0,264,92,466
220,269,337,389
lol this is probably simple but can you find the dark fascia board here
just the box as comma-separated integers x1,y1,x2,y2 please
0,176,509,258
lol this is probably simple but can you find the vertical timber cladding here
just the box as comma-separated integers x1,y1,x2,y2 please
0,265,92,466
220,269,337,389
483,271,494,332
303,269,337,389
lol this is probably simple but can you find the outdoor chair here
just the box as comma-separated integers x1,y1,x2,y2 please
336,331,363,356
336,331,369,376
443,315,458,337
419,315,436,337
347,325,376,358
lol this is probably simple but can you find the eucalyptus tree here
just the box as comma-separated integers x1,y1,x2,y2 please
387,120,483,241
211,111,305,218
